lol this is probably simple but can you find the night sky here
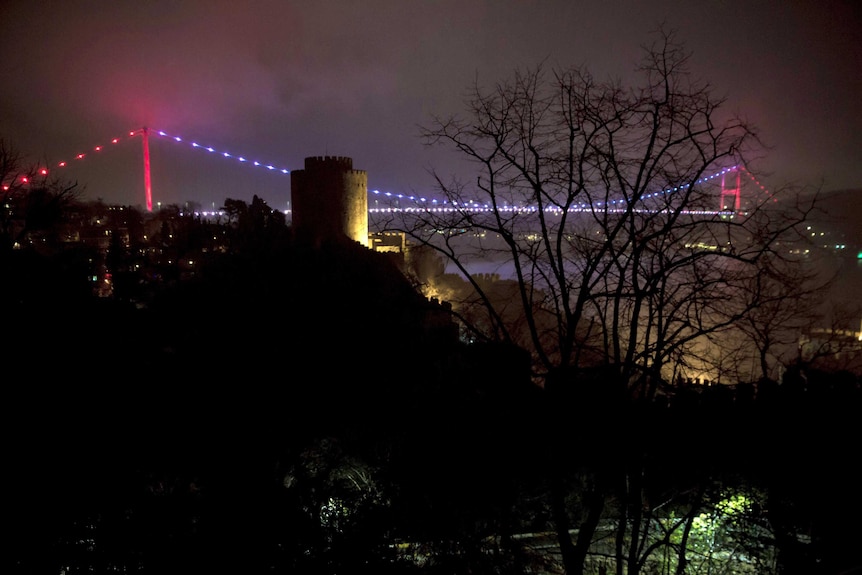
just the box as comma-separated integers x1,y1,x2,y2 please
1,1,860,211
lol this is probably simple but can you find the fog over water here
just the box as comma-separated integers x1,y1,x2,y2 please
429,188,862,334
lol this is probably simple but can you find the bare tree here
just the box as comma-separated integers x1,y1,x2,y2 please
720,247,831,384
0,138,81,253
373,28,817,575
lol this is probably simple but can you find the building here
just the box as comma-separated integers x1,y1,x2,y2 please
290,156,368,247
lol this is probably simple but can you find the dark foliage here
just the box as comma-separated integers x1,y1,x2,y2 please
3,196,861,575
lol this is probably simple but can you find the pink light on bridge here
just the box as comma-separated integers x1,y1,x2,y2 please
121,127,154,211
141,127,152,212
720,169,741,212
40,127,294,210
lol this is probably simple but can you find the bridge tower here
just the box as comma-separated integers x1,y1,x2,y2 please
141,127,152,212
720,169,741,212
129,127,153,211
290,156,369,247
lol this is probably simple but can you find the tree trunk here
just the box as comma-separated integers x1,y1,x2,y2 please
551,475,582,575
573,487,606,573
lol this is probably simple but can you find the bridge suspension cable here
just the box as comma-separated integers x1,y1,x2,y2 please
12,128,775,214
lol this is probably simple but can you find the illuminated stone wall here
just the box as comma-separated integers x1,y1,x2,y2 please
290,156,368,247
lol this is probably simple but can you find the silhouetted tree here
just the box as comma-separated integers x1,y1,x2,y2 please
718,248,831,384
374,27,819,574
0,138,82,253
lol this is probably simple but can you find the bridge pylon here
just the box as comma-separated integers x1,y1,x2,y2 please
720,169,741,212
128,127,153,211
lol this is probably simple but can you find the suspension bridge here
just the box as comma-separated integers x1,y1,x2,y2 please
2,127,774,216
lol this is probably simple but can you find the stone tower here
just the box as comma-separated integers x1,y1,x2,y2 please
290,156,368,247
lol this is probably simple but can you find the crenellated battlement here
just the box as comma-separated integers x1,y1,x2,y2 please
304,156,354,170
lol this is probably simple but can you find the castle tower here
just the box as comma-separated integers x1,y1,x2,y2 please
290,156,368,247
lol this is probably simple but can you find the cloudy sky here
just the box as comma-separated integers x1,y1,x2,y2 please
1,1,860,211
